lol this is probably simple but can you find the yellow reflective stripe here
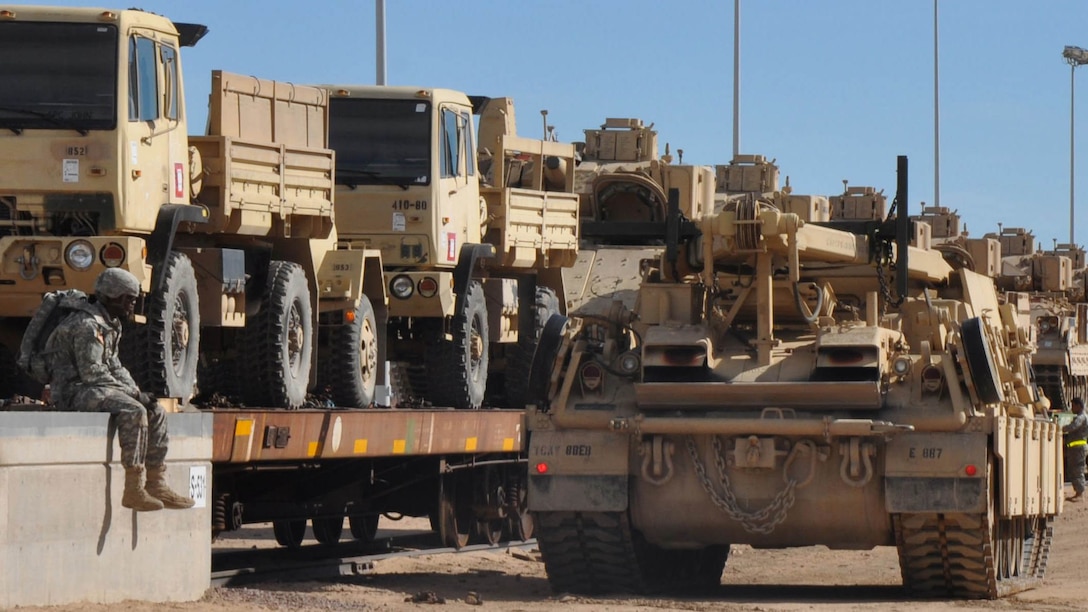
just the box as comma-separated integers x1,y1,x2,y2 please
1068,440,1087,447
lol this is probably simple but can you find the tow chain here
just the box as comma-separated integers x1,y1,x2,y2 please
685,436,797,535
874,192,904,314
875,250,902,314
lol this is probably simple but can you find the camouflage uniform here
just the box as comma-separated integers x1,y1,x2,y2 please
1063,409,1088,498
46,299,168,469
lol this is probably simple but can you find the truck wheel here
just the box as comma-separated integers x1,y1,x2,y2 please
320,295,378,408
427,281,488,409
504,286,560,408
123,252,200,402
246,261,312,409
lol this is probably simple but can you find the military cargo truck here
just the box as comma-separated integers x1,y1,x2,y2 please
323,86,579,409
527,156,1062,598
0,6,385,408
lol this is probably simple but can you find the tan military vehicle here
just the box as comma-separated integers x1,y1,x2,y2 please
981,227,1088,411
527,156,1062,598
911,205,1001,276
563,118,709,320
322,87,579,408
0,6,385,408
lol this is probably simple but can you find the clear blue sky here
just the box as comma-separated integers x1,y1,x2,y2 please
36,0,1088,249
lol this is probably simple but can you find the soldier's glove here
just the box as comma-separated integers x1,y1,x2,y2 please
137,391,157,408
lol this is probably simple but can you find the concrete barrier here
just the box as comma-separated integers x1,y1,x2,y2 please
0,411,212,607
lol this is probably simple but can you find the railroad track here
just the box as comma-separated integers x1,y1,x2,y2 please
211,531,537,587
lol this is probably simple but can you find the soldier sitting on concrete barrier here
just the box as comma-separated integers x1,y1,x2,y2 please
43,268,195,512
1064,397,1088,503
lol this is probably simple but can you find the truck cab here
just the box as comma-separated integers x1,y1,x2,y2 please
324,85,579,408
327,87,481,276
0,7,204,314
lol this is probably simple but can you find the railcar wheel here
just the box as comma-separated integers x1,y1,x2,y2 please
246,261,312,408
349,514,380,542
272,519,306,548
471,465,505,546
438,473,471,549
507,468,533,541
311,516,344,545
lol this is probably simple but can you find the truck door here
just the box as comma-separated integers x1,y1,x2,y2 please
438,105,480,264
123,32,186,230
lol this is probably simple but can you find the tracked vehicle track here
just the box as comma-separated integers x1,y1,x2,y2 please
534,511,729,595
894,513,1052,598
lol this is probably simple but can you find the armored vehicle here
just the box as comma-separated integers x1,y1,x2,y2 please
527,156,1062,598
0,6,387,408
983,228,1088,411
323,87,579,408
563,118,710,319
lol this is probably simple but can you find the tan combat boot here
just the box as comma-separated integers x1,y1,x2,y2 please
122,466,165,512
146,465,196,509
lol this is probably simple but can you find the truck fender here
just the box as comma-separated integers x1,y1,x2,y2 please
316,249,388,309
148,204,209,295
452,243,496,318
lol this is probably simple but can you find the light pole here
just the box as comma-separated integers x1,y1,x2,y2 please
376,0,387,85
732,0,740,159
1063,45,1088,246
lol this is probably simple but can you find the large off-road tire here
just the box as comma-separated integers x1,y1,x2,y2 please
121,252,200,402
245,261,312,409
426,281,488,409
504,286,560,408
318,295,378,408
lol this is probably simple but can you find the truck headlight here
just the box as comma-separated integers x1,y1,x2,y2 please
65,240,95,270
390,275,414,299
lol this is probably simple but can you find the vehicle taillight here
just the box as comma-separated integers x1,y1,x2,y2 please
580,361,603,393
100,242,126,267
418,276,439,298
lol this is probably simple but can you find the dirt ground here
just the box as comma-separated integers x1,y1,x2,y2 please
13,483,1088,612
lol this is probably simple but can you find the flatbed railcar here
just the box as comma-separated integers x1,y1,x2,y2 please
208,407,531,549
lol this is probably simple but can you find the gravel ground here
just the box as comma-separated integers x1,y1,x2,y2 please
13,483,1088,612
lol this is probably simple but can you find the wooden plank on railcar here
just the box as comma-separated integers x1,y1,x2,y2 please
211,409,525,463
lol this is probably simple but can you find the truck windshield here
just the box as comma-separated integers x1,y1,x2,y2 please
329,98,431,187
0,22,118,132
